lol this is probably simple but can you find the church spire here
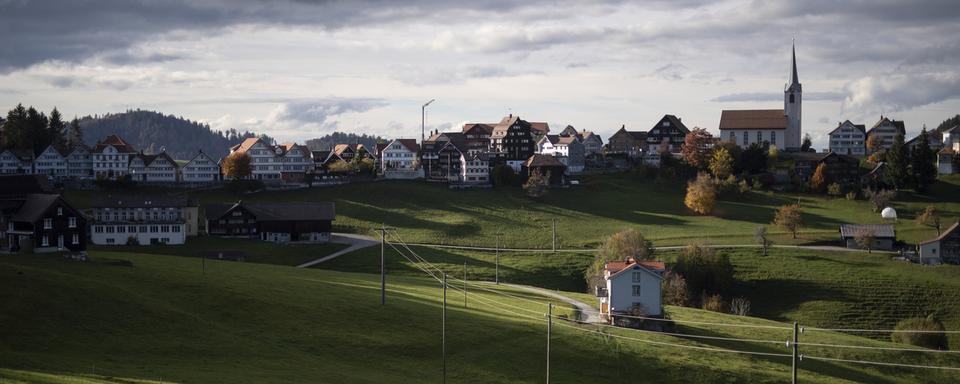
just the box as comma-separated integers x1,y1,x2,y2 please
790,41,799,86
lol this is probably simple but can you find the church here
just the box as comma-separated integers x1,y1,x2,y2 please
719,43,803,151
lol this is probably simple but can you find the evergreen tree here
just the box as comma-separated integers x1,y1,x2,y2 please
48,107,66,148
67,117,83,147
885,133,909,189
25,106,48,154
910,128,937,192
1,104,28,149
801,133,813,152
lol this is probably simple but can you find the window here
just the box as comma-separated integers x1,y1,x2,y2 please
771,130,777,144
72,234,79,245
94,226,103,233
42,236,49,246
106,238,115,244
161,225,170,233
57,207,63,216
150,225,159,233
43,218,52,229
106,226,115,233
632,272,642,282
140,226,148,233
742,132,748,146
232,211,243,217
789,93,795,103
729,132,735,141
632,285,642,296
756,131,762,143
172,225,181,233
117,226,125,233
129,226,137,233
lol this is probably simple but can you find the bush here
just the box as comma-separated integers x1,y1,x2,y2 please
845,191,857,200
684,173,716,215
701,294,727,313
662,272,688,306
523,169,549,198
891,315,949,350
863,188,896,213
827,182,843,197
673,244,734,301
737,179,751,194
730,297,751,316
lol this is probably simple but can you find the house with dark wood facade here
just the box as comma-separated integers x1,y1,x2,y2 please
607,125,647,156
0,175,87,254
205,201,335,243
787,152,860,185
645,115,690,154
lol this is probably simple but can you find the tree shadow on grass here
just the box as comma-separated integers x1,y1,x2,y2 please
732,278,847,323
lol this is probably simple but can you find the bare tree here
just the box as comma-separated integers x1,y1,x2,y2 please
854,229,877,253
916,205,942,236
730,297,751,316
754,226,772,256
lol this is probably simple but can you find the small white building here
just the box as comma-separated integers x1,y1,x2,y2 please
181,151,221,183
598,257,664,321
828,120,867,156
537,135,585,174
65,144,93,179
90,195,199,245
92,135,138,180
129,152,179,182
461,153,490,184
34,145,68,179
380,139,421,178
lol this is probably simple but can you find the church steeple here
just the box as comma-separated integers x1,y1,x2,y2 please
784,40,802,150
786,41,801,92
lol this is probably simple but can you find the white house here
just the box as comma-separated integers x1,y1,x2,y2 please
577,130,604,156
65,144,93,179
181,151,220,183
229,138,311,182
598,257,664,321
128,152,179,182
92,135,138,180
866,116,906,152
461,153,490,184
381,139,423,179
537,135,585,174
90,195,199,245
33,145,67,179
0,149,33,175
828,120,867,156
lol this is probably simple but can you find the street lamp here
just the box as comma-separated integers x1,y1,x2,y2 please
422,99,435,146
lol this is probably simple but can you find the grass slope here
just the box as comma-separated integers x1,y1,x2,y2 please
3,252,959,383
65,175,960,249
89,236,348,266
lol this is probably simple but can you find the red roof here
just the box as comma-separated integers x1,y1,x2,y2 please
93,134,137,153
603,258,665,275
719,110,787,130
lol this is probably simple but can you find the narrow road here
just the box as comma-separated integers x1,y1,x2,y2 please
500,283,601,324
401,242,896,254
296,233,379,268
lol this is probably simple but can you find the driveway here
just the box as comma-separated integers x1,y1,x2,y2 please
502,283,601,324
296,233,379,268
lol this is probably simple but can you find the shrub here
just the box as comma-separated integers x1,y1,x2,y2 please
673,244,734,300
701,294,727,313
662,272,688,306
730,297,751,316
491,164,518,186
864,188,896,213
684,173,716,215
737,179,751,194
523,169,549,198
754,226,772,256
827,182,843,197
845,191,857,200
891,315,949,350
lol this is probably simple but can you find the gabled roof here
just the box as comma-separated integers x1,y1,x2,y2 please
653,115,690,134
719,110,787,130
312,150,330,163
839,224,896,239
604,258,665,281
65,143,91,156
93,135,137,153
610,125,645,140
37,144,68,158
185,151,215,166
868,116,906,135
131,151,178,168
333,143,366,156
920,221,960,245
556,136,579,145
525,153,566,168
385,139,420,153
1,148,35,160
828,120,866,136
577,130,602,144
231,137,262,154
492,115,548,137
11,194,61,223
462,123,495,135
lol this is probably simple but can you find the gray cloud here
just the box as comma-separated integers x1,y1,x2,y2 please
711,91,844,102
267,98,389,125
842,71,960,114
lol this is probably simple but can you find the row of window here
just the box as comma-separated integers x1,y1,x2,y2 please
93,225,182,234
42,216,78,229
40,234,80,247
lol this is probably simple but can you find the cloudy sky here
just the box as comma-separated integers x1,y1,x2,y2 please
1,0,959,149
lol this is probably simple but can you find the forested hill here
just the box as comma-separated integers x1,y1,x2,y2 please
305,132,383,151
78,110,269,160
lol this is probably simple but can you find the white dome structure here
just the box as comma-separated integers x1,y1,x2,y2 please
881,207,898,220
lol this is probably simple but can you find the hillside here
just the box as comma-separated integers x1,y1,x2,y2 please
3,252,959,383
77,110,268,160
304,132,384,151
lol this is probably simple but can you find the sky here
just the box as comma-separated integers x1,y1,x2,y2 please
1,0,959,150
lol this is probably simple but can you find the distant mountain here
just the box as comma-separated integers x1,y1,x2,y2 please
305,132,384,151
77,110,270,160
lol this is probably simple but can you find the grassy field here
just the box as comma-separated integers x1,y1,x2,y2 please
89,236,349,266
3,252,960,383
64,174,960,249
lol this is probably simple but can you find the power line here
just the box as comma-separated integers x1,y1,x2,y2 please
795,341,960,354
803,355,960,371
598,312,793,331
804,326,960,334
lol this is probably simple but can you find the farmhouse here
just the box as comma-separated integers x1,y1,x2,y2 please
788,152,860,185
828,120,867,156
181,151,221,183
380,139,421,178
91,195,200,245
645,114,690,154
597,257,664,322
128,151,179,182
866,116,906,152
607,125,647,156
205,201,335,243
0,192,86,254
839,224,896,251
33,145,68,179
92,134,138,180
491,115,542,170
536,135,585,174
919,222,960,264
524,154,566,186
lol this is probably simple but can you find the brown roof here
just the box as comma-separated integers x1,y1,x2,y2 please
869,116,906,135
93,134,137,153
525,154,566,168
530,122,550,135
921,221,960,245
395,139,420,153
604,258,665,280
719,110,787,130
557,136,579,145
492,115,548,137
231,137,262,154
462,123,494,135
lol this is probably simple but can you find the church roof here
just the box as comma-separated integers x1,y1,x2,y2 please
719,110,788,130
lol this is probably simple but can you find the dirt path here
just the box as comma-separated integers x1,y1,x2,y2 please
296,233,379,268
501,283,601,324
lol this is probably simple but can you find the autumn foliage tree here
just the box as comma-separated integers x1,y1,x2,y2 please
916,205,942,235
684,172,717,215
221,152,252,180
681,127,713,169
773,203,803,239
809,162,828,192
709,147,734,180
587,229,654,286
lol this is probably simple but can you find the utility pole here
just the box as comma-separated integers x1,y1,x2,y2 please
792,322,799,384
421,99,435,149
495,232,502,285
380,224,386,306
442,273,447,384
546,302,552,384
463,261,468,308
552,219,557,253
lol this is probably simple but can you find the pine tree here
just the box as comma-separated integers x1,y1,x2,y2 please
911,128,937,192
1,104,28,149
25,107,48,154
48,107,66,149
885,133,909,189
67,117,83,147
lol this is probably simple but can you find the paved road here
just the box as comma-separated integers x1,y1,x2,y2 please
296,233,379,268
501,283,601,324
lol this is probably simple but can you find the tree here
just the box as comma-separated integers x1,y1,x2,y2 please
916,205,942,235
854,229,876,253
66,117,83,147
809,162,828,192
1,104,28,149
47,107,66,148
221,152,252,180
911,128,937,193
730,297,751,316
708,147,734,179
673,244,734,301
357,157,376,175
773,204,802,239
866,134,880,154
800,133,814,152
738,143,769,174
754,226,772,256
587,228,654,285
885,133,909,188
662,272,688,306
491,164,517,186
684,172,716,215
25,106,48,154
891,315,948,350
863,188,896,213
827,182,843,197
681,127,713,169
327,160,353,174
767,145,779,166
523,169,549,198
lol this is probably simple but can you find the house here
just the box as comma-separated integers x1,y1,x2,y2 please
33,145,68,179
787,151,860,184
607,125,648,156
597,257,664,322
645,115,690,154
0,149,34,175
524,154,566,186
65,144,93,179
229,137,312,182
828,120,867,156
942,125,960,149
490,115,541,170
919,222,960,264
861,162,888,189
181,150,221,183
839,224,896,251
205,201,335,243
866,116,906,152
0,193,86,254
461,123,494,155
325,143,370,164
92,135,138,180
719,109,787,149
380,139,421,173
906,130,943,154
276,143,312,182
462,152,491,184
536,135,585,174
938,147,957,174
576,130,604,156
128,151,179,182
90,195,199,245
